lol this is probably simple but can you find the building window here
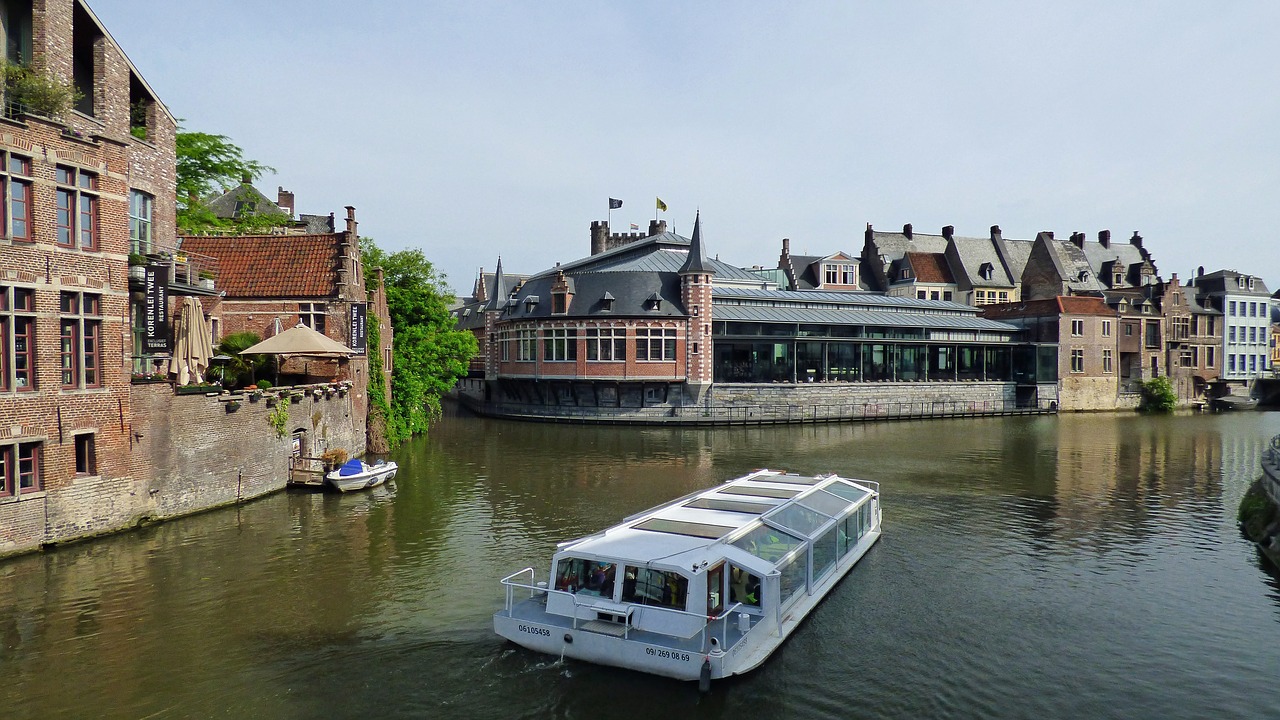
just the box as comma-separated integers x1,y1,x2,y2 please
997,291,1009,302
0,441,42,496
636,328,677,361
1250,302,1258,317
1102,349,1113,374
542,328,576,362
943,291,953,301
2,153,32,241
74,433,96,476
586,328,625,361
1207,347,1215,368
1229,327,1237,343
1071,319,1084,336
1070,348,1084,373
55,166,99,251
129,190,153,255
552,293,567,314
1229,354,1236,372
929,291,940,300
1144,321,1160,349
1,286,35,391
60,291,103,388
1124,323,1133,336
299,302,325,333
975,290,985,304
899,268,910,280
1102,320,1111,337
1250,327,1257,343
916,290,926,299
515,329,536,361
1229,301,1236,316
1250,355,1257,372
825,263,855,285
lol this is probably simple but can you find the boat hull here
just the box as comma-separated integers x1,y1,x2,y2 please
325,462,397,492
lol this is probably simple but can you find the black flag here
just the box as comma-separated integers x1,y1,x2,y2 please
608,198,623,209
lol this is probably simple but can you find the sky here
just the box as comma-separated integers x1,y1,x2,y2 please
91,1,1280,297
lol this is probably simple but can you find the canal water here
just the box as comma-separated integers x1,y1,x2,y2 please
3,407,1280,719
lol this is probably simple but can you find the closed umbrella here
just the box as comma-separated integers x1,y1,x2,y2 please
172,297,215,385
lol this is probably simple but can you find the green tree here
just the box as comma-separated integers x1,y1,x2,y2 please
362,239,477,446
1138,376,1177,413
176,128,282,234
214,331,269,389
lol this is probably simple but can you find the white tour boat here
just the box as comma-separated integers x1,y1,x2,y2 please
495,469,881,685
325,458,398,493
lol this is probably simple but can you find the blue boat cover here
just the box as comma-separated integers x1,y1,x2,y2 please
337,458,365,476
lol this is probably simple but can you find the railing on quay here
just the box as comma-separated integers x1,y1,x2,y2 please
469,397,1058,426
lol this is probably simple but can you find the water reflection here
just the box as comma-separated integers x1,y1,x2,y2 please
0,406,1278,719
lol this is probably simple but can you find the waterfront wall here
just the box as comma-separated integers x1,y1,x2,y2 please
709,381,1020,409
0,384,365,559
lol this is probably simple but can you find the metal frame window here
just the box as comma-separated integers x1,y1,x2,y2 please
55,165,99,251
0,441,42,496
635,327,676,361
515,329,536,361
542,328,576,362
1,286,36,391
2,153,32,241
60,291,102,388
129,190,153,255
586,327,625,361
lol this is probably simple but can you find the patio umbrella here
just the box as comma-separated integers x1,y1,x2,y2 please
239,323,357,358
171,296,215,385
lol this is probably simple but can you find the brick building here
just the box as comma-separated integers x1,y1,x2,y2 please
1,0,180,552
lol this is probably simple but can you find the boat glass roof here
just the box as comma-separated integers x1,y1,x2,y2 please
797,489,854,517
731,524,805,563
633,517,737,540
760,474,824,486
765,502,832,537
721,484,801,500
684,497,775,515
824,480,871,503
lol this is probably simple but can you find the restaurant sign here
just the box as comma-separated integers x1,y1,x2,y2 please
349,302,367,354
143,264,171,354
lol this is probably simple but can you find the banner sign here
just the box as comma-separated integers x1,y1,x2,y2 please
349,302,368,355
143,263,170,354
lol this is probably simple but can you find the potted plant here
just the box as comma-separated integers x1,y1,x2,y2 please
225,399,241,413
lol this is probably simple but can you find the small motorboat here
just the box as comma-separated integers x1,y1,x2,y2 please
1212,394,1259,411
326,458,398,492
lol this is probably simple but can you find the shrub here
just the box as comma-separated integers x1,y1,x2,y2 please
2,63,81,118
1139,376,1177,413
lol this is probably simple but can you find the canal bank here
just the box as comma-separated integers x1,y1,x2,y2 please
1238,433,1280,567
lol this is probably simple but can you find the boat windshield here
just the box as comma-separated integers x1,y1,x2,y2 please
731,524,804,563
621,566,688,610
554,558,616,597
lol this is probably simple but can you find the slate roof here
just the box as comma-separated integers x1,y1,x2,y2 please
1081,237,1151,286
1191,269,1272,297
204,183,286,220
180,234,339,298
678,214,715,275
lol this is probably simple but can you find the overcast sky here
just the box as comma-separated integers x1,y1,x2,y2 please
93,1,1280,296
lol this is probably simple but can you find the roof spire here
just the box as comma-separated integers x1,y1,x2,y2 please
678,211,715,276
487,256,509,309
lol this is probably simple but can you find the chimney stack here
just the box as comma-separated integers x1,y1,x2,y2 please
1130,231,1143,249
1098,229,1111,248
782,237,790,255
990,225,1002,242
942,225,954,241
344,206,357,237
277,186,295,218
1070,232,1085,249
903,223,913,239
865,223,874,245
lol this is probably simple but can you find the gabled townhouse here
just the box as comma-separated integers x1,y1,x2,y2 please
1189,269,1272,386
776,238,862,291
861,224,1023,306
1,0,181,552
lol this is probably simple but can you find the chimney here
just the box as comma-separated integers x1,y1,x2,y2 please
1070,232,1085,249
590,220,609,255
1098,229,1111,248
990,225,1002,242
648,219,667,236
903,223,913,239
1197,265,1204,278
277,186,295,218
240,172,252,184
942,225,954,241
1130,231,1143,249
344,206,357,237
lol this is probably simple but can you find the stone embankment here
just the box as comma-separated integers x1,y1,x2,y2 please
1239,434,1280,568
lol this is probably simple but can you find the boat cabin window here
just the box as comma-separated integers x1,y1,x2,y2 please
555,558,616,597
732,525,803,563
621,566,688,610
728,566,762,608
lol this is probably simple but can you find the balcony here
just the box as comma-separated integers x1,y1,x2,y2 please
130,240,220,295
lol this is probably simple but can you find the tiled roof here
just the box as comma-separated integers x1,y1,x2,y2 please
904,252,954,283
982,296,1115,319
180,234,340,298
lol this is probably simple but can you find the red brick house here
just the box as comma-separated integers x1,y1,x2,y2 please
1,0,178,552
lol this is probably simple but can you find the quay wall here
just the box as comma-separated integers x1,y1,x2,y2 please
1,385,365,559
708,381,1020,409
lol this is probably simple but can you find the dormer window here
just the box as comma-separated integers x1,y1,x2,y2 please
552,293,567,314
1237,276,1247,289
824,262,857,285
979,262,994,281
524,295,540,312
600,291,615,312
1114,273,1123,285
646,292,662,311
900,268,910,280
1078,270,1090,283
1248,277,1255,290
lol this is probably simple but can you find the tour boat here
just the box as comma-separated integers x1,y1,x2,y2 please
325,458,398,493
495,469,881,685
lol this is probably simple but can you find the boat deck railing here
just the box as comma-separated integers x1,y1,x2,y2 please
500,568,750,655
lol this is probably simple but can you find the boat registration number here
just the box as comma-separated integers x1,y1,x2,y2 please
646,647,691,662
518,624,551,637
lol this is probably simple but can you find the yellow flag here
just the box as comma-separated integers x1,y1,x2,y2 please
656,197,667,212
